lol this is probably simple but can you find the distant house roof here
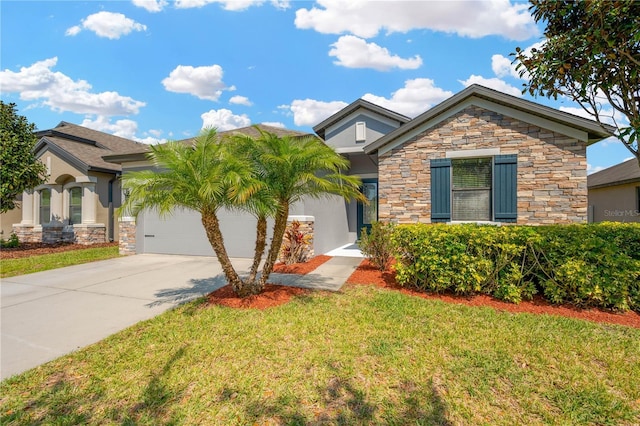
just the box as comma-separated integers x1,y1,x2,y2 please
34,121,146,174
313,98,411,140
103,124,315,164
364,84,615,155
588,158,640,189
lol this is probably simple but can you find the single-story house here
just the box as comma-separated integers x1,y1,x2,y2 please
588,158,640,223
1,121,146,244
106,84,613,257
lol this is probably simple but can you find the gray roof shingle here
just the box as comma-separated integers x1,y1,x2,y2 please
588,158,640,189
35,122,146,173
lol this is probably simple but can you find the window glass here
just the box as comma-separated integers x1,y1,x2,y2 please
452,158,492,221
40,189,51,225
69,187,82,225
362,182,377,225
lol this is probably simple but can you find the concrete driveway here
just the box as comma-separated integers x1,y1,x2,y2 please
0,254,251,381
1,253,360,381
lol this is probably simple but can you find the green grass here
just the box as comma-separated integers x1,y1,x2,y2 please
1,285,639,425
0,246,120,278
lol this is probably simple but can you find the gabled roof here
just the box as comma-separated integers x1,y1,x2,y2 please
34,122,145,174
103,124,315,164
588,158,640,189
313,98,411,140
364,84,615,155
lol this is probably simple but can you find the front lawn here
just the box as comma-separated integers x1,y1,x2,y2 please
0,245,120,278
1,284,639,425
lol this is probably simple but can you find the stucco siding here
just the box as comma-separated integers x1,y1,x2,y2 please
589,182,640,222
378,106,588,224
39,150,84,183
325,113,401,149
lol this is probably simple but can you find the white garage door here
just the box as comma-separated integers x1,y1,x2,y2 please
139,208,271,258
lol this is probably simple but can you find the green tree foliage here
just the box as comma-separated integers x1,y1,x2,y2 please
121,127,364,297
229,128,365,292
0,102,48,212
514,0,640,163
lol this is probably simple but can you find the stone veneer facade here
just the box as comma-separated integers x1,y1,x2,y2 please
118,218,137,255
378,106,588,224
12,224,107,245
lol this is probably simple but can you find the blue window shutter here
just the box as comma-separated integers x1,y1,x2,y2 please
494,154,517,222
430,158,451,222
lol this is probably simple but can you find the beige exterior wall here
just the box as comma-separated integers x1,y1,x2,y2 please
41,150,84,183
589,182,640,223
1,207,22,237
2,149,122,243
378,105,588,225
91,171,121,241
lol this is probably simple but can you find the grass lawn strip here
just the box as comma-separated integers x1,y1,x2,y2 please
1,285,638,425
0,245,120,278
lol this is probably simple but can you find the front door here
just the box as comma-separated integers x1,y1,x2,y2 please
357,178,378,239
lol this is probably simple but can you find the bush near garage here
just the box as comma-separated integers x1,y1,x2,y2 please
390,223,640,312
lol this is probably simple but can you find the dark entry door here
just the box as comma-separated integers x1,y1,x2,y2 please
357,178,378,239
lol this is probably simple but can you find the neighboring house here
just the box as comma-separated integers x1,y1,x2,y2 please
1,122,145,244
588,158,640,223
106,85,613,257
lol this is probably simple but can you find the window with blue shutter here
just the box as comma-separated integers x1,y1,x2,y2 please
493,154,517,222
430,158,451,222
430,154,517,223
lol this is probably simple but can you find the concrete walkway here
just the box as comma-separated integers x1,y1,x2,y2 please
0,254,361,381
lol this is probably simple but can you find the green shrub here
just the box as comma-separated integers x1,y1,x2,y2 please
391,223,640,312
359,222,395,270
0,232,19,248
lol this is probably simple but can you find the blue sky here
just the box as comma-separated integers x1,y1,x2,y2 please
0,0,633,173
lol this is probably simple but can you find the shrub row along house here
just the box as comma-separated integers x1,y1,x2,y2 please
3,84,631,255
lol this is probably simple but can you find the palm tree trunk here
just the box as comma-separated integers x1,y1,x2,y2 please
259,201,289,288
200,210,246,295
247,215,267,286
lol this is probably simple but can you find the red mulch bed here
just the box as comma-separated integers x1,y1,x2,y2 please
272,255,331,275
205,256,331,310
347,259,640,329
1,242,118,259
205,284,310,310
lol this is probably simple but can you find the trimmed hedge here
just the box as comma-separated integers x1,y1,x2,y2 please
391,222,640,312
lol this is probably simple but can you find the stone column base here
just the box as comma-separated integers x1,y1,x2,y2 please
12,225,42,243
73,225,107,245
119,217,137,255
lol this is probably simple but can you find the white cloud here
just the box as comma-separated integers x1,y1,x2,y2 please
81,115,139,139
174,0,288,11
559,106,628,128
492,41,545,80
162,64,230,101
0,57,146,116
261,121,286,128
362,78,453,117
295,0,538,40
459,75,522,97
66,11,147,39
288,99,348,126
229,95,253,106
132,0,169,12
201,108,251,130
148,129,163,137
329,35,422,71
587,163,605,175
65,26,82,37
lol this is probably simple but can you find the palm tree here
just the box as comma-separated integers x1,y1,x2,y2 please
231,128,365,290
118,128,262,297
